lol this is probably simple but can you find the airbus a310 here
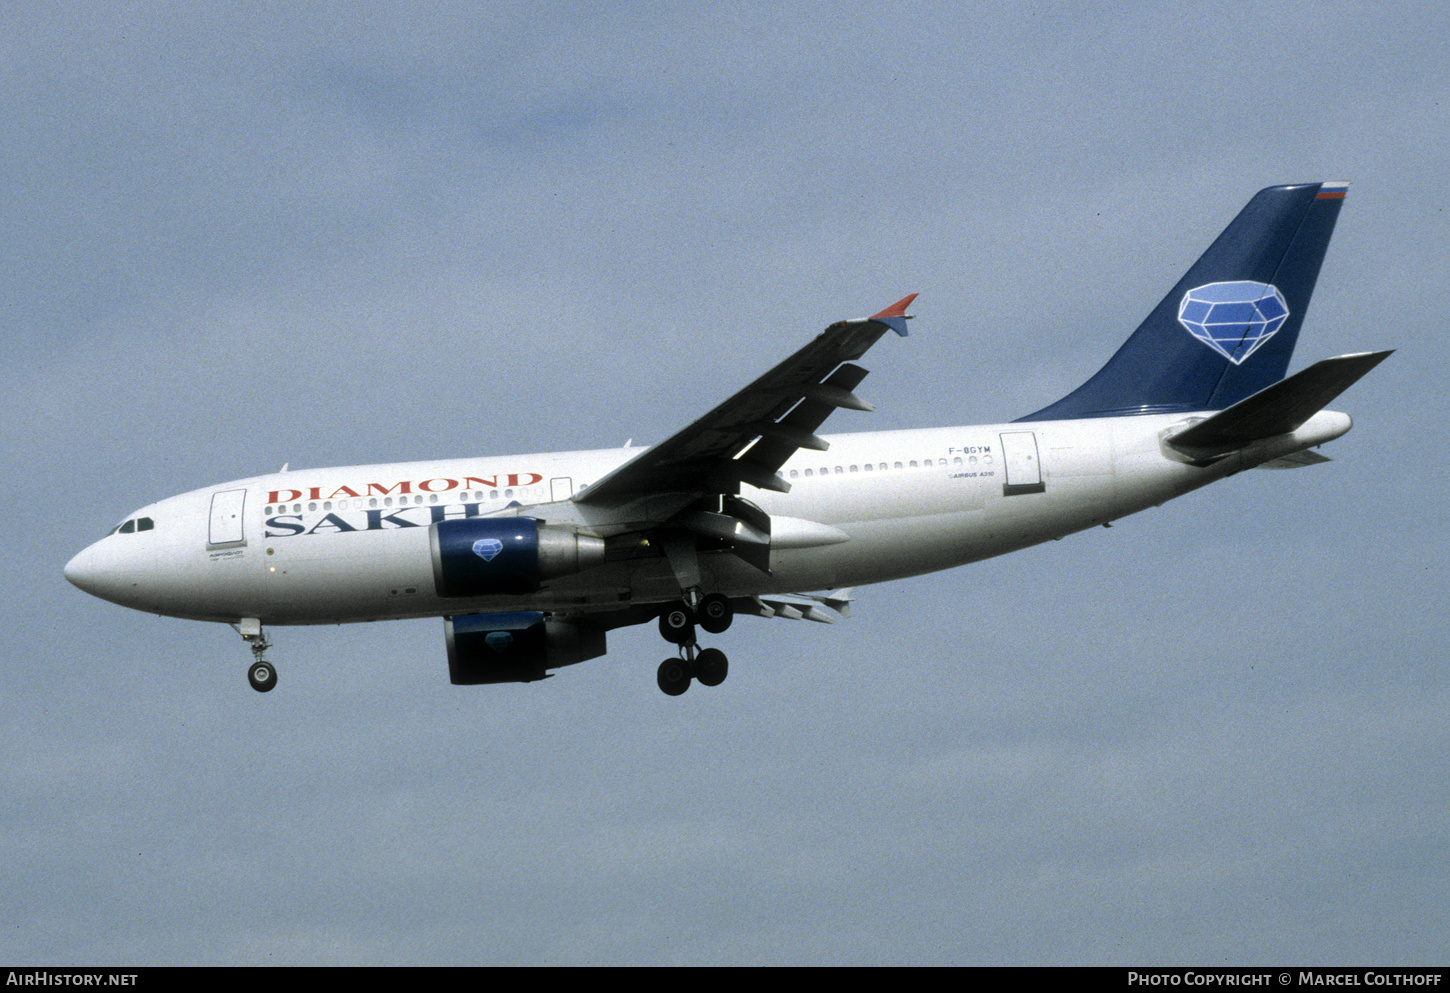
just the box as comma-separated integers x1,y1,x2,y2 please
65,182,1389,696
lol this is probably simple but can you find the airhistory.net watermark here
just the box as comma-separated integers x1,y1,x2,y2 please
6,974,138,986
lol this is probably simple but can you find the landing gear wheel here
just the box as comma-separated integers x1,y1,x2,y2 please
693,647,728,687
248,659,277,693
657,658,691,696
658,604,695,645
698,594,734,634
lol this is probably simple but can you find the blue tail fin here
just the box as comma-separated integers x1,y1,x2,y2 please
1017,182,1347,421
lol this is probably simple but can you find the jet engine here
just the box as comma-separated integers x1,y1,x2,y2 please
445,611,606,684
430,517,606,598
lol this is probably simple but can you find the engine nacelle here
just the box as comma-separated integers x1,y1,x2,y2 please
445,611,607,684
430,517,606,598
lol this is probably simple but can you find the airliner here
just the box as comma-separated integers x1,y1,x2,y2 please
64,182,1389,696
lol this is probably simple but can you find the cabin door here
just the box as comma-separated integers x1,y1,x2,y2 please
209,489,248,547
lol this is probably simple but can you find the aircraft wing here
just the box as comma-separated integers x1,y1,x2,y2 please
575,294,916,507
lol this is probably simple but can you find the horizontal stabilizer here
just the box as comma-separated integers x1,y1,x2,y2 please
1255,450,1333,470
1167,350,1392,449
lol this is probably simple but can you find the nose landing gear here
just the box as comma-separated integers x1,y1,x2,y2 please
248,658,277,693
233,619,277,693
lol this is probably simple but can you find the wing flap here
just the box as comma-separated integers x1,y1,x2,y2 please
730,590,855,624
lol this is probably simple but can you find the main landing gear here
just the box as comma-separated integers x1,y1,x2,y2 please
655,591,733,696
233,619,277,693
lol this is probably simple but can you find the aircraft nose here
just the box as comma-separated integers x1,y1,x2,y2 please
64,539,144,605
64,544,97,591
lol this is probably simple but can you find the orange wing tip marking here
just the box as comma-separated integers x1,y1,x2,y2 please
870,293,918,320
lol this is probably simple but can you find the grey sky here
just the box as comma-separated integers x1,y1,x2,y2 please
5,0,1447,965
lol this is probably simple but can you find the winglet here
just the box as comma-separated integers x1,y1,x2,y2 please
869,293,918,337
871,293,918,319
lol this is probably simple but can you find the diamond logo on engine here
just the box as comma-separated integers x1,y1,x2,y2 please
472,538,503,561
1177,280,1290,365
485,631,513,652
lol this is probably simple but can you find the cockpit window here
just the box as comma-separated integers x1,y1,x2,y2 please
119,520,135,534
109,516,156,536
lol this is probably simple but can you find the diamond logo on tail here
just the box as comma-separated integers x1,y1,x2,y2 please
1177,281,1290,365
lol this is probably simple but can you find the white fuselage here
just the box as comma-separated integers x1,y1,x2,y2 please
64,410,1351,626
